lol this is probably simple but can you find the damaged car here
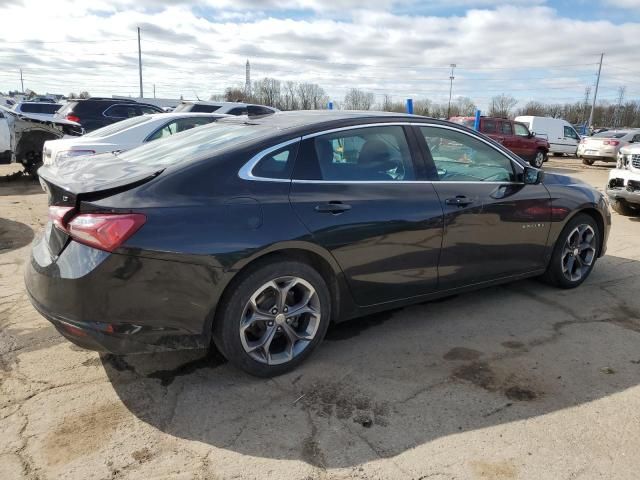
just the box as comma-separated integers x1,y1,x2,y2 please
0,104,82,177
607,142,640,216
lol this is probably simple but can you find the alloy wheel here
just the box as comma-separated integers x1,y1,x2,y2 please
534,151,544,168
561,224,596,282
239,276,321,365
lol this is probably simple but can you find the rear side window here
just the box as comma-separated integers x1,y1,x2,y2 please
104,104,138,118
252,144,298,179
139,105,161,114
20,103,61,114
248,105,274,116
482,119,497,133
190,104,220,113
228,107,248,115
56,102,77,116
501,121,513,135
298,125,415,181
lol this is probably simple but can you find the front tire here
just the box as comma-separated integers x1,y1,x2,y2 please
531,150,546,168
611,199,638,216
582,158,595,166
213,260,331,377
541,213,600,288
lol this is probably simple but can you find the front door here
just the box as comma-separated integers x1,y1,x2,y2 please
289,124,444,306
416,125,551,289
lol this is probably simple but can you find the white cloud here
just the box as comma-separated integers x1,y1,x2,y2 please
0,1,637,109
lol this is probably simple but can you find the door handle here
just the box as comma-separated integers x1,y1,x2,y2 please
496,136,505,142
314,201,351,214
445,196,474,207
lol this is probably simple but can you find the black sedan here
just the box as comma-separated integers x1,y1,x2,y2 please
26,111,611,377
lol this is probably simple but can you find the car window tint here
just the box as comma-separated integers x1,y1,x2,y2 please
139,106,160,114
147,121,178,141
312,126,415,181
175,117,217,132
252,145,297,179
248,105,273,116
514,123,529,137
191,104,220,113
501,121,513,135
105,105,138,118
482,119,496,133
564,126,579,140
633,134,640,143
420,126,516,183
84,115,152,138
228,107,248,115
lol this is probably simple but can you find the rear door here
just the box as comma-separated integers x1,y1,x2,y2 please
561,125,580,154
497,120,521,156
415,124,551,289
289,124,444,305
0,110,10,155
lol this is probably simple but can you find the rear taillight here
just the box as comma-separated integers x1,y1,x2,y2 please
48,206,145,252
66,113,80,123
603,140,620,146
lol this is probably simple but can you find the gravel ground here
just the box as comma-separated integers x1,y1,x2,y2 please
1,157,639,480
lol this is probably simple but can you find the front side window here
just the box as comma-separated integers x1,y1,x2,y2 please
147,120,178,141
564,126,579,140
514,123,530,137
501,121,513,135
309,126,415,181
420,126,516,183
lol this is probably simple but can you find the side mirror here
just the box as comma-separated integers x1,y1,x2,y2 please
524,166,544,185
530,131,535,137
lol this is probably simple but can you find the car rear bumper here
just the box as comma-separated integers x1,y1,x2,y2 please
25,234,219,354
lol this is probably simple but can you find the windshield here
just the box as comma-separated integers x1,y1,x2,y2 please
593,131,627,139
84,115,153,138
116,121,273,167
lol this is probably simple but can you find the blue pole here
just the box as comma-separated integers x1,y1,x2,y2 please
327,101,334,110
474,109,481,130
406,98,413,114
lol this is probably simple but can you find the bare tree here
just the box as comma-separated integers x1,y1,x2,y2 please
343,88,375,110
79,91,90,99
282,81,299,110
253,78,281,107
455,97,477,116
488,94,517,118
224,87,250,102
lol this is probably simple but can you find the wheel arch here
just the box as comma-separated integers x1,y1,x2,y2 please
207,243,353,342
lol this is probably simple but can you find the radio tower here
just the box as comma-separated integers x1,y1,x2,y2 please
245,59,251,97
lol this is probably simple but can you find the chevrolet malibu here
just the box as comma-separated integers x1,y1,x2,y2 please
26,111,611,377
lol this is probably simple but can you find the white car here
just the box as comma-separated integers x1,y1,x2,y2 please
606,142,640,216
173,100,278,116
42,112,229,167
578,129,640,166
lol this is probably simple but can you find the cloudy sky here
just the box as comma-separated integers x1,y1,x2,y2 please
0,0,638,109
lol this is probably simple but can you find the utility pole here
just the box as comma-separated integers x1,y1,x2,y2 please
613,86,626,128
447,63,456,119
581,86,591,128
245,59,251,97
588,53,603,131
153,84,156,99
137,27,143,98
19,68,24,92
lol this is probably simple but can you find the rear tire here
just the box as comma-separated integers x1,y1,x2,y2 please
213,260,331,377
611,199,638,216
582,158,595,166
540,213,600,289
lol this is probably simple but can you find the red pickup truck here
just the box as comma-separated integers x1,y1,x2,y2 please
450,116,550,168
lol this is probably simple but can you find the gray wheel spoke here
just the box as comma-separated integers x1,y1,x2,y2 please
564,255,575,275
560,223,596,282
240,275,322,366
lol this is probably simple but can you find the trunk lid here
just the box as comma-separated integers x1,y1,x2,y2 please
38,153,163,257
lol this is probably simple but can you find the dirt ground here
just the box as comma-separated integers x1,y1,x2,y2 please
1,158,640,480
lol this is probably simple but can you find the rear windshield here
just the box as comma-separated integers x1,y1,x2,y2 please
117,121,272,168
56,102,76,116
84,115,152,138
593,131,627,138
450,118,475,128
19,103,61,114
173,103,221,113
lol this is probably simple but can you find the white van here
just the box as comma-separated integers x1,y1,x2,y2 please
514,116,581,155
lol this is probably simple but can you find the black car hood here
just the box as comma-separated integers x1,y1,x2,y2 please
542,172,589,187
39,152,164,195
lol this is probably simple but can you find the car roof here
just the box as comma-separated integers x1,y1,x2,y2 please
144,112,233,120
180,100,273,108
214,110,441,136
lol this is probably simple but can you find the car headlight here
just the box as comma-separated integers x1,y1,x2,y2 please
54,149,96,163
